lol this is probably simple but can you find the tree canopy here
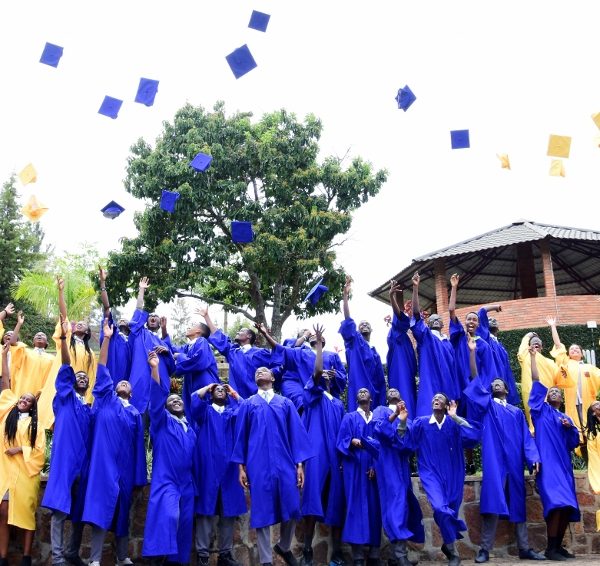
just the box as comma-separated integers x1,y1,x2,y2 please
106,102,387,339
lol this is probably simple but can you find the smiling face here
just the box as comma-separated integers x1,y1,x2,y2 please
432,393,448,412
547,387,563,405
74,320,90,336
529,336,543,352
465,312,479,333
75,371,89,394
358,321,372,336
428,314,444,331
166,394,184,416
568,344,583,361
2,331,13,345
17,393,35,413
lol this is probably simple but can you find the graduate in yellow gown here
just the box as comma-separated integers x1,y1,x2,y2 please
38,277,97,430
5,312,54,398
0,341,46,566
517,318,561,427
585,401,600,530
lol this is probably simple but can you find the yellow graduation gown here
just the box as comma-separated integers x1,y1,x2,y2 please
9,342,54,398
0,389,46,530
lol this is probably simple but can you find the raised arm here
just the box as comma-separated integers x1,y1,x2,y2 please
483,304,502,314
448,273,459,322
546,317,561,349
98,266,111,318
312,324,325,381
411,271,421,321
530,346,539,382
10,311,24,345
254,322,277,349
389,280,404,319
160,316,168,340
195,305,217,335
136,277,150,310
0,303,15,322
342,275,352,320
99,318,113,366
468,334,477,378
57,276,67,321
1,342,9,391
59,315,70,366
148,351,161,385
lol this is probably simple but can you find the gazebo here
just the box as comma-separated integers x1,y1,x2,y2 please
369,220,600,330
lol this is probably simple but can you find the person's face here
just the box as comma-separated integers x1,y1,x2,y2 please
387,388,401,405
465,312,479,333
357,387,371,405
17,393,35,412
74,320,89,335
118,319,130,336
488,318,499,332
491,379,508,397
432,393,448,412
254,367,274,386
547,387,563,404
33,332,48,348
185,324,202,339
428,314,444,331
166,394,184,416
568,345,583,361
529,337,543,352
235,328,252,345
2,332,13,345
591,402,600,420
358,321,372,339
115,380,132,398
147,314,160,331
212,385,228,402
75,371,89,392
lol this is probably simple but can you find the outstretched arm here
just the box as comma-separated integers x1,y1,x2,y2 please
59,315,70,366
546,317,561,349
98,266,111,318
411,271,421,321
136,277,149,310
483,304,502,314
10,311,24,345
1,342,9,391
312,324,325,382
195,306,217,335
342,276,352,320
255,322,277,349
99,318,113,366
389,280,404,319
57,276,67,321
530,347,540,382
148,351,161,385
468,335,477,378
448,273,459,322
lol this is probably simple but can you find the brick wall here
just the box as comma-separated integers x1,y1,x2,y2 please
16,472,600,565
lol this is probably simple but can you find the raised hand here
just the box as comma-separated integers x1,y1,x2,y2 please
56,276,65,291
397,400,408,421
450,273,460,288
147,350,159,368
313,323,325,343
343,275,352,296
412,271,420,286
384,314,392,326
1,342,9,357
448,400,458,417
3,303,15,316
17,311,24,325
546,316,557,327
98,265,108,283
195,305,208,318
139,277,150,290
59,313,69,337
103,318,114,339
467,335,477,352
160,316,168,331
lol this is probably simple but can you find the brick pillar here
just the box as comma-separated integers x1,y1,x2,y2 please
434,258,448,315
539,239,557,298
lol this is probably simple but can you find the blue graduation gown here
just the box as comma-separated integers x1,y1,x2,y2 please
464,377,539,522
372,406,424,543
528,382,580,521
167,336,219,421
399,414,480,544
99,313,131,385
336,411,381,546
273,344,347,410
339,318,386,411
386,313,417,418
128,309,175,414
143,379,197,562
300,378,345,526
82,365,147,536
209,329,275,400
476,308,519,405
231,392,313,529
190,394,246,517
411,318,460,417
41,365,92,517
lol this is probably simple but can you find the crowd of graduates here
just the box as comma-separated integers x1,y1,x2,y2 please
0,268,599,566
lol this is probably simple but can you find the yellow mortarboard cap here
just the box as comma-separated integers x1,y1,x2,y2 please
18,163,37,185
592,113,600,130
496,153,510,170
547,135,571,158
21,195,48,221
549,159,565,177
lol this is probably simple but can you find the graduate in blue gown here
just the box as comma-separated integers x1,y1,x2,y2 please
190,382,246,566
41,315,91,566
410,272,460,416
163,315,219,421
339,276,386,412
397,393,480,566
299,324,345,566
385,281,417,418
231,366,313,566
199,306,277,400
463,337,544,564
528,347,580,561
372,388,424,566
127,277,176,415
98,267,131,386
82,320,147,566
475,306,519,405
336,388,382,566
143,351,197,565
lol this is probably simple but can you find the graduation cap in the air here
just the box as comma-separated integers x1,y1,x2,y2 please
304,278,329,306
226,44,258,79
395,85,416,111
189,152,213,172
100,201,125,219
40,42,63,67
249,10,270,32
231,221,254,243
450,129,470,149
18,163,37,185
496,154,511,170
549,159,565,177
360,435,380,460
21,195,48,222
98,96,123,119
160,189,180,213
135,78,159,107
547,134,571,159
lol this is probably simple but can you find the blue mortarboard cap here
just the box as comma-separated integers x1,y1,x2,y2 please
40,42,63,67
395,85,416,111
249,10,271,32
135,78,159,106
189,152,213,172
98,96,123,119
100,201,125,219
160,189,180,213
226,44,258,79
450,129,470,149
304,278,329,306
360,435,380,460
231,221,254,243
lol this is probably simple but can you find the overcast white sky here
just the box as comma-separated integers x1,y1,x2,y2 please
2,1,600,355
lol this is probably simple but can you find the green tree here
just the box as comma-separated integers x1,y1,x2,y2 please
0,177,44,306
106,102,387,339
